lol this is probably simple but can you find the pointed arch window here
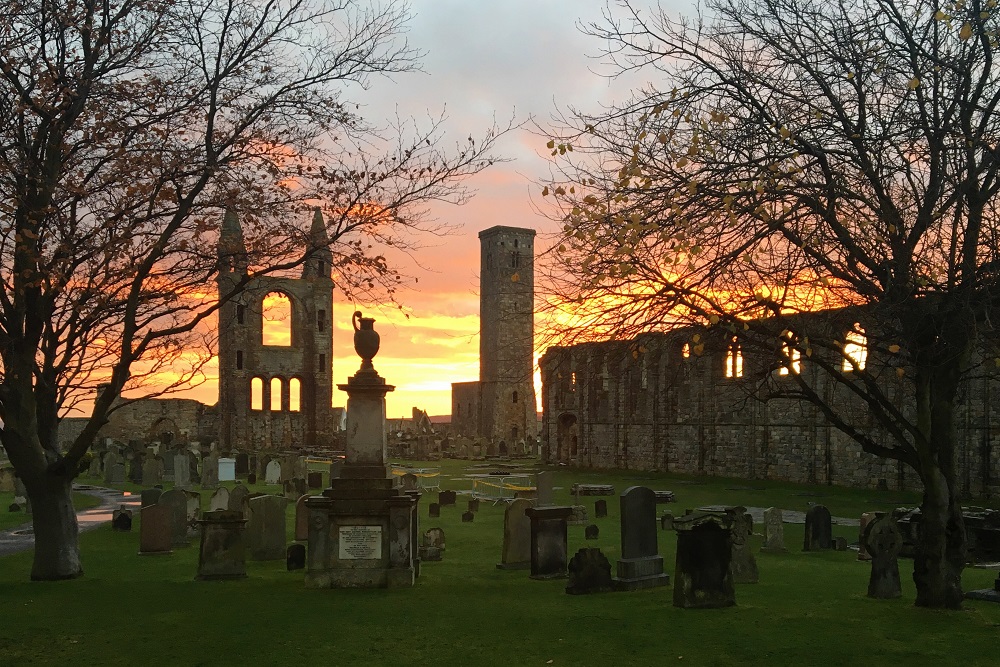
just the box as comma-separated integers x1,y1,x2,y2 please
725,338,743,378
779,331,801,376
843,325,868,371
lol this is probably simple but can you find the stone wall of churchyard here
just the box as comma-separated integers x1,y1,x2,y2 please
539,317,1000,496
59,397,218,450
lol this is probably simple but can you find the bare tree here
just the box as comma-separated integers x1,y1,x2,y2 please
0,0,508,580
538,0,1000,608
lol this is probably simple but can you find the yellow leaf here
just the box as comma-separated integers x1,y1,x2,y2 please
960,22,973,40
780,127,791,139
896,367,906,378
693,343,705,356
692,333,701,343
546,139,555,149
908,77,920,90
511,273,519,282
888,344,901,353
676,157,689,168
847,72,855,80
709,314,720,325
934,10,949,20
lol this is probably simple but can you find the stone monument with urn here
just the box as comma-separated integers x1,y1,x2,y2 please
304,312,419,589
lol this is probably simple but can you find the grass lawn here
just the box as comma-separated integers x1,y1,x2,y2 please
2,461,1000,666
0,490,102,533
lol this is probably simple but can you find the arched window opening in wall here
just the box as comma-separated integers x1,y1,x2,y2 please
512,391,519,404
289,378,301,412
779,331,801,376
236,304,245,324
843,325,868,371
250,377,264,411
318,353,326,372
510,425,519,442
262,292,293,346
270,377,283,412
511,252,520,268
456,403,462,417
236,350,243,370
317,309,326,332
725,338,743,378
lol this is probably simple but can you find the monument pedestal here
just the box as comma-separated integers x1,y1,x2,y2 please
613,555,670,590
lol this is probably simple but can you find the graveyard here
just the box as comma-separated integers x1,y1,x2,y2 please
3,460,1000,666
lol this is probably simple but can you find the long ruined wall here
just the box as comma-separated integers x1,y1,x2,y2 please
539,323,1000,496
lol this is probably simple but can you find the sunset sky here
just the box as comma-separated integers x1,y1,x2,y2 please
175,1,690,419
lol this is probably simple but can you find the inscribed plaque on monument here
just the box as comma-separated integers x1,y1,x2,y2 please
339,525,382,560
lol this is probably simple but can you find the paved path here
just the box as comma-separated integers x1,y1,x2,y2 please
0,485,140,557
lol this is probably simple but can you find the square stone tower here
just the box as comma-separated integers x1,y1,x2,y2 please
477,225,537,448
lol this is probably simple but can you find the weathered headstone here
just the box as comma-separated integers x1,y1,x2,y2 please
568,504,589,526
246,494,288,561
833,535,848,551
536,471,554,507
863,514,902,599
329,458,344,481
228,483,250,517
468,498,480,513
307,471,323,489
247,473,257,485
524,505,573,579
103,450,120,484
235,453,249,477
497,498,533,570
858,512,877,561
428,503,440,518
162,451,176,482
140,487,163,508
295,494,310,542
201,453,220,490
438,490,457,506
760,507,787,553
660,512,674,531
138,504,173,555
173,452,191,488
727,507,759,584
673,511,736,609
566,547,614,595
156,489,190,547
128,453,144,484
142,458,162,486
184,490,202,538
287,543,306,571
209,486,230,512
195,510,247,580
461,510,474,523
265,460,281,485
424,527,446,551
585,524,600,540
803,504,833,550
0,467,15,493
594,499,608,519
614,486,670,590
112,508,133,532
400,473,419,492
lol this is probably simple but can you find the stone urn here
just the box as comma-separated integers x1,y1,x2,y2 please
352,310,380,370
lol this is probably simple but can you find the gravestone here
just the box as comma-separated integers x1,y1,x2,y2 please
209,486,230,512
138,504,173,555
568,505,589,526
424,527,446,551
594,499,608,519
140,487,163,508
536,471,554,507
142,458,162,486
438,490,457,506
157,489,191,547
235,453,249,477
195,510,247,580
287,543,306,571
112,508,133,532
128,453,144,484
265,460,281,485
201,454,219,490
8,502,22,513
0,467,15,493
162,451,175,482
87,455,102,478
660,512,674,531
524,506,573,579
614,486,670,590
228,483,250,517
468,498,480,513
803,504,833,550
673,511,736,609
173,452,191,488
295,494,310,542
585,524,600,540
246,495,288,561
727,507,759,584
833,536,848,551
218,457,236,482
760,507,787,553
863,514,902,599
497,498,533,570
400,473,419,492
247,473,257,485
329,458,344,480
566,547,615,595
184,490,202,538
858,512,877,561
307,471,323,489
461,511,474,523
283,480,299,501
103,450,120,484
429,503,440,518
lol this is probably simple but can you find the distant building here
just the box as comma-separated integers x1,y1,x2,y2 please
451,226,537,449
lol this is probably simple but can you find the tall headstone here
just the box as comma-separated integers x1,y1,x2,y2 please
858,512,877,561
329,458,344,481
428,503,440,518
497,498,533,569
524,506,573,579
566,547,615,595
103,449,120,484
173,452,191,488
195,510,247,580
673,511,736,609
727,507,759,584
594,499,608,519
307,471,323,489
863,514,902,599
184,490,202,538
201,453,220,490
295,494,311,542
265,460,281,485
209,486,231,512
760,507,787,553
138,504,173,555
162,451,176,482
246,494,288,561
142,458,162,486
536,471,554,507
228,483,250,518
235,453,249,477
803,504,833,550
614,486,670,590
157,489,191,547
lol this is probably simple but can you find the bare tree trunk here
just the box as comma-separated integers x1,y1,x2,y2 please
913,465,966,608
28,478,83,581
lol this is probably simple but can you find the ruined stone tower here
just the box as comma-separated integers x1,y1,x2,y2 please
476,225,537,446
217,209,335,451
